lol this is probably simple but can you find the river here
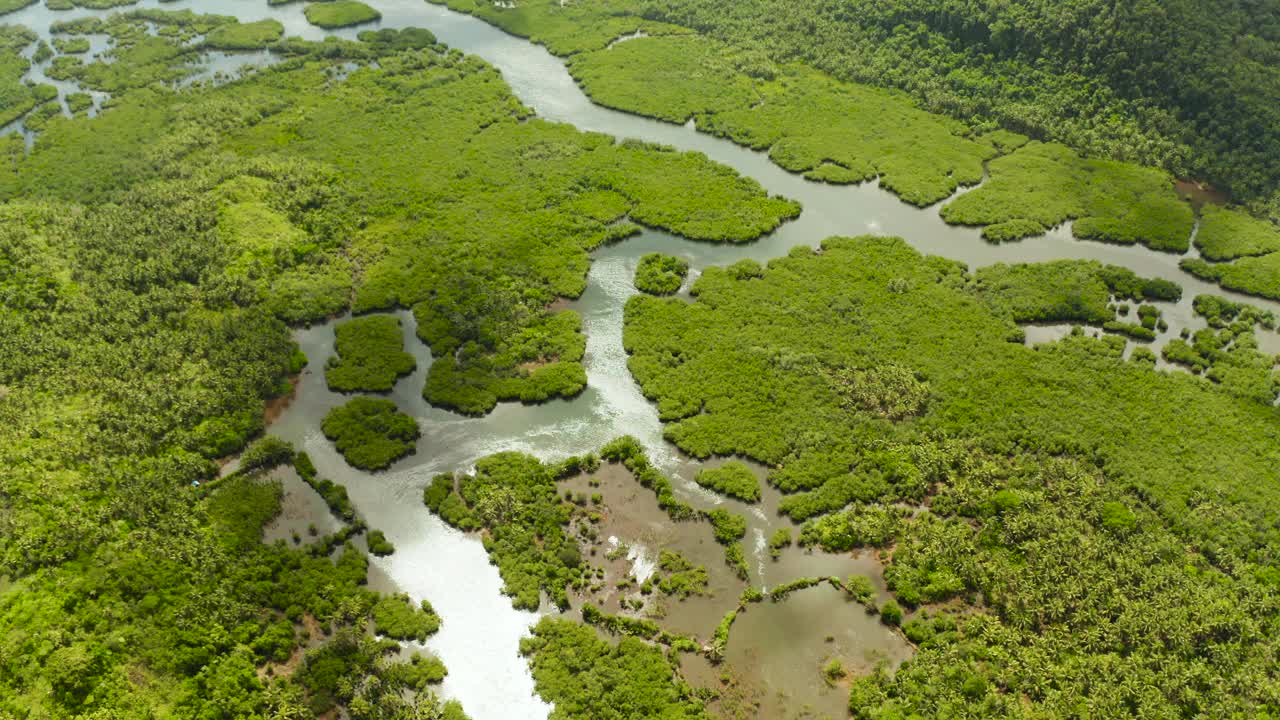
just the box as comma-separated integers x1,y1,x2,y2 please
5,1,1279,717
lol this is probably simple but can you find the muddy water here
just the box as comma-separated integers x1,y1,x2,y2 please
559,460,911,720
4,1,1279,717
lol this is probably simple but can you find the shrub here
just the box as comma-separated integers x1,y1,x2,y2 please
239,435,295,473
694,461,761,502
879,600,903,626
706,508,747,543
372,594,441,641
767,528,791,558
366,529,395,556
634,253,689,295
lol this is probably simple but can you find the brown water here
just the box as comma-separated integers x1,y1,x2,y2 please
5,1,1279,717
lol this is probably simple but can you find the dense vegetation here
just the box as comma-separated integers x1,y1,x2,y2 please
627,236,1279,554
435,0,1274,253
0,22,678,715
423,452,587,609
13,7,799,418
520,618,708,720
633,252,688,295
623,235,1280,715
1181,205,1280,299
321,396,420,471
304,0,381,30
693,461,760,502
940,141,1194,251
973,259,1180,325
325,314,417,393
529,0,1280,213
5,1,1280,717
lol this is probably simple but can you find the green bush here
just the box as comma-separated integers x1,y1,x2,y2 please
372,594,441,641
1195,205,1280,261
706,508,747,544
634,253,689,295
879,599,903,626
239,435,295,473
366,529,395,556
694,461,760,502
321,396,420,471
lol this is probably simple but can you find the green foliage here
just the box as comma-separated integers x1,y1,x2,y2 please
767,528,791,559
297,452,358,522
1182,252,1280,301
304,1,381,29
321,397,420,471
564,35,992,206
769,576,824,602
52,37,90,54
205,19,284,50
1193,294,1277,330
581,603,659,640
723,542,748,581
64,92,92,115
878,599,903,626
383,652,448,689
942,142,1194,252
980,218,1046,243
634,253,688,295
239,435,295,473
207,474,285,550
655,550,709,598
0,0,37,14
1195,204,1280,261
0,26,41,127
296,629,462,717
599,436,698,520
708,608,737,662
520,617,708,719
625,235,1280,560
1103,321,1156,342
372,594,441,641
844,575,876,608
630,0,1280,205
366,529,395,556
326,315,417,393
706,508,746,544
432,453,584,609
433,0,691,55
827,364,931,420
693,461,760,502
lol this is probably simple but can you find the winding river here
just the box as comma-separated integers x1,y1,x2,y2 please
6,0,1280,716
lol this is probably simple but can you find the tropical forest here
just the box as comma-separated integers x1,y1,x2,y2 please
0,0,1277,719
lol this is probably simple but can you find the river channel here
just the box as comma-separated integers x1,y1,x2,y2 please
5,1,1280,717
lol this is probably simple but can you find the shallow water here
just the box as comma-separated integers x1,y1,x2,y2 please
5,1,1280,717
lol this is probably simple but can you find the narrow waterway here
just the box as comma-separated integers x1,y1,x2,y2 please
4,1,1279,717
